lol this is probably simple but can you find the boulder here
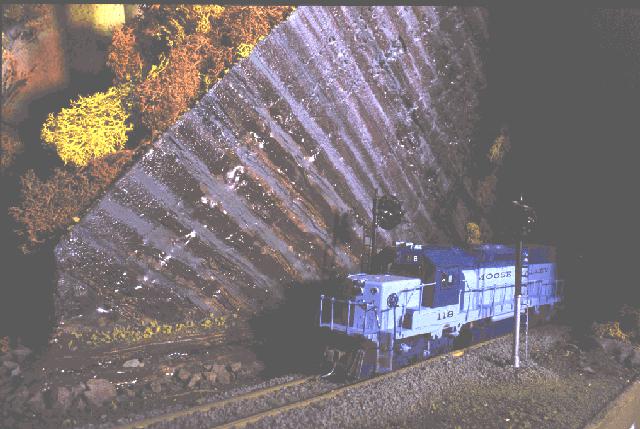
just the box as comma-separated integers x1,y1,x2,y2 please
212,364,231,385
228,362,242,373
11,346,32,363
10,386,29,412
83,379,116,408
187,373,202,389
149,379,162,394
27,390,46,412
51,386,73,411
71,382,86,398
176,368,191,382
2,360,18,370
123,358,144,368
75,396,87,411
203,371,217,383
10,365,21,378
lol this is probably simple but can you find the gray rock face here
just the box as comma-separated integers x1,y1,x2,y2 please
83,379,116,408
54,7,490,342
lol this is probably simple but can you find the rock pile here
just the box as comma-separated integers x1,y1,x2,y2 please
139,360,243,396
1,343,247,428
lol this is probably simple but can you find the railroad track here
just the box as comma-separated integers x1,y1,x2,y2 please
115,375,317,429
116,336,503,429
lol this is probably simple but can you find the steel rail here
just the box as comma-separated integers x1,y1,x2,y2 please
115,334,508,429
211,336,503,429
116,376,316,429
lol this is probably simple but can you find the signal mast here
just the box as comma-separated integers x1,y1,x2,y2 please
361,190,404,273
512,194,537,368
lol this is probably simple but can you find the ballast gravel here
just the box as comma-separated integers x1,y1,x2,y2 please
88,325,637,428
242,325,637,429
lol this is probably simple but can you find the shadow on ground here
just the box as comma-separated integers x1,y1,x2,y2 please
248,279,348,377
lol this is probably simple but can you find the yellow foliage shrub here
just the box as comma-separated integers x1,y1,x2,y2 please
593,321,630,342
143,5,225,48
236,42,255,58
488,131,511,165
466,222,482,245
72,313,233,347
192,4,225,34
41,84,133,166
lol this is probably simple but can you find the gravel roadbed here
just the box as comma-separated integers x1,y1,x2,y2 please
85,324,638,429
244,325,638,429
141,377,340,429
87,374,313,429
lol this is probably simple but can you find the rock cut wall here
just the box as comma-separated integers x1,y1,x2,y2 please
54,6,490,338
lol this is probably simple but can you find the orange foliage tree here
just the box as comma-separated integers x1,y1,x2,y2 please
108,5,295,134
9,151,134,252
107,26,144,83
215,6,293,48
1,124,24,175
133,34,209,133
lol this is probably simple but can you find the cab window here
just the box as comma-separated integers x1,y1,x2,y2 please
440,272,454,288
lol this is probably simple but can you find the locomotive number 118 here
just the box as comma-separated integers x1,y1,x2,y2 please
437,310,455,320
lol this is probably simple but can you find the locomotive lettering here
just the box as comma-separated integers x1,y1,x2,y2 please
478,271,512,280
528,267,549,275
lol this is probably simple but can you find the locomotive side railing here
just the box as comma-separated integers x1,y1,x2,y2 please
319,295,379,335
320,279,563,336
463,278,563,318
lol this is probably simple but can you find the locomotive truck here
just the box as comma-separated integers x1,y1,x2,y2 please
318,242,563,379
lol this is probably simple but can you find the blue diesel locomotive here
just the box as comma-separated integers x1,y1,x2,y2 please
318,243,563,378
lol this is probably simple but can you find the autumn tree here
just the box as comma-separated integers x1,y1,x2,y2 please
107,26,144,84
1,123,24,175
106,5,295,135
465,222,482,245
9,151,133,252
475,128,511,212
133,35,209,133
488,128,511,166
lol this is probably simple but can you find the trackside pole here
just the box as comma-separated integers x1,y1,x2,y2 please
513,234,523,368
513,294,521,368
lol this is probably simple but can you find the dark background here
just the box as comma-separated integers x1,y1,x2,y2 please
487,6,639,326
